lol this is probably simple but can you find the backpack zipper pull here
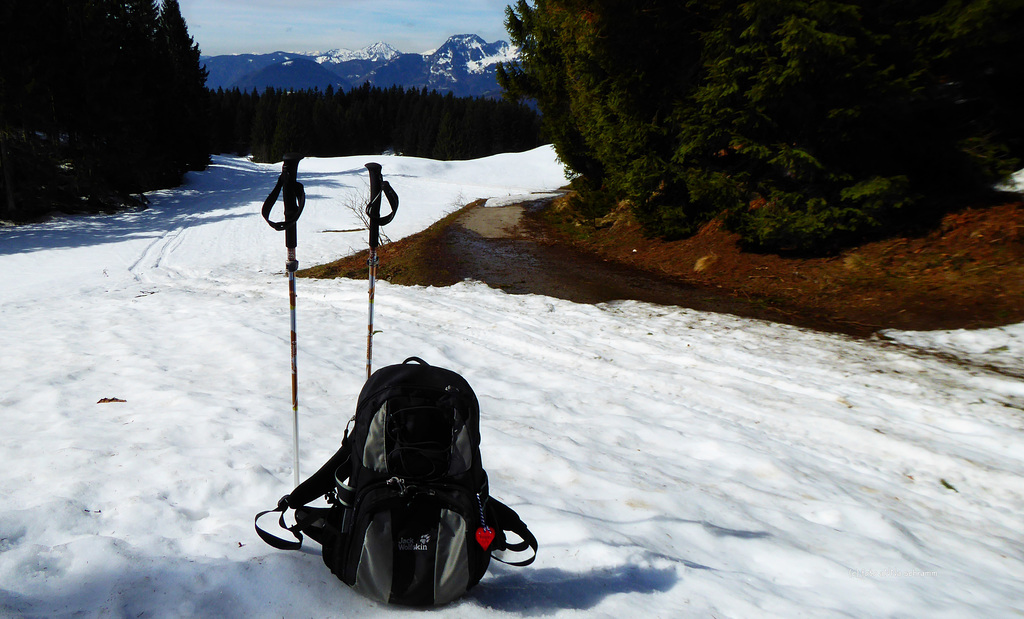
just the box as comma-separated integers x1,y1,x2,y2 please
475,493,495,550
387,476,407,496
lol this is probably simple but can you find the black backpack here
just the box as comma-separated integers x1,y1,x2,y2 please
256,357,537,606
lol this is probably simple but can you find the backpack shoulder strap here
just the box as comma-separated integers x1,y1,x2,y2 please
487,498,538,567
288,438,351,507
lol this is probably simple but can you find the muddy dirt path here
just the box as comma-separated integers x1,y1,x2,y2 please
437,198,862,334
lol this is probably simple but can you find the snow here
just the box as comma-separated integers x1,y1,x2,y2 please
997,167,1024,193
1,146,1022,618
466,43,517,74
881,323,1024,378
483,192,563,207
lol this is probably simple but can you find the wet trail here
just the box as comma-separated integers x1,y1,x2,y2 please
435,199,864,335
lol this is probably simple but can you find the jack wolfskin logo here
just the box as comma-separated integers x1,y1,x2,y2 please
398,534,431,551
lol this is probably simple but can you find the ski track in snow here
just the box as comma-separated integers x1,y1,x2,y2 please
1,147,1022,618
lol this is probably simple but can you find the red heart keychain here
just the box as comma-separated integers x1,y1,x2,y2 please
475,526,495,550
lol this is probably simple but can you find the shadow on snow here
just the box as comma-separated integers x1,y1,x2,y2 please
471,564,680,614
0,157,362,257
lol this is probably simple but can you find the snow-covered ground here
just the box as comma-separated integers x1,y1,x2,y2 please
998,167,1024,193
1,147,1022,618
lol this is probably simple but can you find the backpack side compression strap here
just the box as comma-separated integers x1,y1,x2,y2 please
488,499,538,567
255,502,334,551
254,441,351,551
254,497,303,550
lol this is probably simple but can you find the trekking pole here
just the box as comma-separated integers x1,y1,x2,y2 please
363,163,399,380
262,153,306,488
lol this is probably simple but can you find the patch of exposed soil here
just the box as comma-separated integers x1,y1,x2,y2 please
300,194,1024,337
301,198,826,329
554,196,1024,335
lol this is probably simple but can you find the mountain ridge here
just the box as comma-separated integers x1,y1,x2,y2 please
202,35,516,98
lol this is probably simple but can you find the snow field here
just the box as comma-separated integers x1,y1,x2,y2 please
1,147,1022,617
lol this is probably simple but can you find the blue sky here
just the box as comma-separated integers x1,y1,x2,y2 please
179,0,516,56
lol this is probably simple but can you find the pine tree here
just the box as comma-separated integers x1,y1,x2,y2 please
271,92,316,161
250,89,280,163
432,109,462,161
105,0,169,189
158,0,210,173
499,0,607,187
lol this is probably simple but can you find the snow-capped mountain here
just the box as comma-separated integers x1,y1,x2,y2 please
364,34,516,98
430,34,515,76
310,42,400,65
423,34,516,95
202,35,516,98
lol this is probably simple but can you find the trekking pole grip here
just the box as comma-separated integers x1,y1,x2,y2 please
262,153,306,258
282,153,304,251
364,163,383,250
363,163,398,250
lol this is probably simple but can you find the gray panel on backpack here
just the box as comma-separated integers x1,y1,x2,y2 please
362,402,389,473
448,424,473,475
354,512,394,603
434,509,470,604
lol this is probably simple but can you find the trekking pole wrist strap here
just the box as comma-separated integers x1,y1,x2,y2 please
376,180,399,226
261,175,306,231
365,178,399,250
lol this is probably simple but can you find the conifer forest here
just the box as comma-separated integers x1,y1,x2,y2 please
499,0,1024,253
1,1,210,220
207,85,542,166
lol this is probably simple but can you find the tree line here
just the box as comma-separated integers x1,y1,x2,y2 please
1,2,544,223
499,0,1024,254
1,0,209,221
208,84,543,164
